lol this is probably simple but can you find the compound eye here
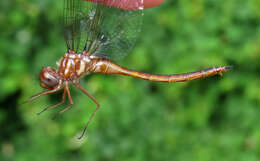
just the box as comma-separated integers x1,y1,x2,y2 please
40,67,59,89
43,76,58,88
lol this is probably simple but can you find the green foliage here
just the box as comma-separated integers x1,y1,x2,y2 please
0,0,260,161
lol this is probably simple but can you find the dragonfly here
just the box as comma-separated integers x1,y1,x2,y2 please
23,0,231,139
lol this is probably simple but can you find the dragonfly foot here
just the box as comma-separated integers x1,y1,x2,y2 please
37,107,49,115
78,127,87,140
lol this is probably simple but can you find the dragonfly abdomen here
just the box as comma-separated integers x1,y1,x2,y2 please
90,58,231,82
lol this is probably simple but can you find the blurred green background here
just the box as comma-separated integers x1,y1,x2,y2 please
1,0,260,161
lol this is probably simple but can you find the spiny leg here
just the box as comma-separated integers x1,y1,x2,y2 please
52,82,74,120
37,87,67,115
21,86,62,105
74,83,100,139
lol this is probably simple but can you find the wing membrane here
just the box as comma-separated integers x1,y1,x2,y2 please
63,0,91,52
63,0,143,60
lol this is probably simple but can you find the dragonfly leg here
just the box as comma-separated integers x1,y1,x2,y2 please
21,85,63,105
73,83,100,139
52,82,74,120
37,87,67,115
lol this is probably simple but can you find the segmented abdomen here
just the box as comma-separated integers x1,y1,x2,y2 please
90,58,231,82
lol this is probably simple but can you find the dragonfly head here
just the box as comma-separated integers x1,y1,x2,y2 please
40,67,60,90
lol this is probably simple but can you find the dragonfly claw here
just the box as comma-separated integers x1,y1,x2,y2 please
37,108,48,115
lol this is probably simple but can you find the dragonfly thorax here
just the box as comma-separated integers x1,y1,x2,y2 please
56,51,93,80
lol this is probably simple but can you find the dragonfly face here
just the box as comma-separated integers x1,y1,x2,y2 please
40,66,60,90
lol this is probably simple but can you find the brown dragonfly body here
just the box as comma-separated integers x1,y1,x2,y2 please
23,0,231,139
25,50,230,138
59,50,230,82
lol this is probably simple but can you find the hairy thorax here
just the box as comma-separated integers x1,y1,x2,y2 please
57,52,92,81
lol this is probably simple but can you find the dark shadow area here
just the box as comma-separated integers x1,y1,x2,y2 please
0,89,27,141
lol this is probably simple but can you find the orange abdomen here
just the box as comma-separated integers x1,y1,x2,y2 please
90,58,231,82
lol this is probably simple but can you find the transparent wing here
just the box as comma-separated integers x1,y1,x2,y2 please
63,0,144,60
63,0,91,52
